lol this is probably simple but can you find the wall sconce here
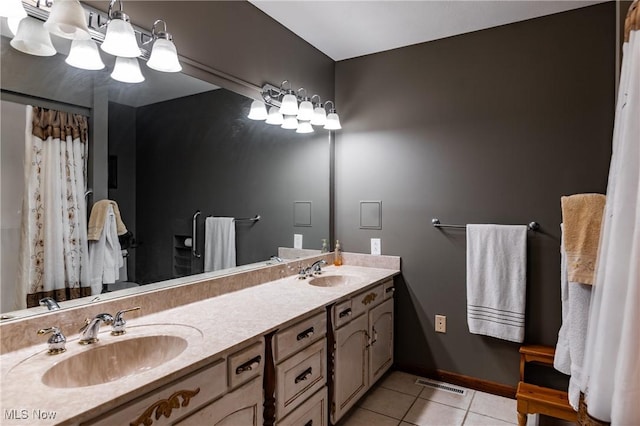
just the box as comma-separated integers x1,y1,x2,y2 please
248,81,342,132
43,0,90,40
101,0,141,58
145,19,181,72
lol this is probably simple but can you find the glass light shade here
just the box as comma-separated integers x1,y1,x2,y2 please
281,115,299,130
66,39,104,70
111,56,145,83
265,106,284,125
101,17,141,58
324,112,342,130
247,100,268,120
311,106,327,126
10,17,56,57
296,100,314,121
43,0,90,40
147,38,182,72
279,93,298,116
0,0,27,20
296,121,314,134
7,16,23,36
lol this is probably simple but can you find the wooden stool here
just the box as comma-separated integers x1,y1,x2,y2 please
516,345,577,426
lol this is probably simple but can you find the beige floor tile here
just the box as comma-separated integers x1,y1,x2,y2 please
468,391,518,424
359,387,417,420
339,408,400,426
403,398,467,426
379,371,425,396
418,384,475,410
463,412,517,425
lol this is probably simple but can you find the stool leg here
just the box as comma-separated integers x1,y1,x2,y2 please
517,411,527,426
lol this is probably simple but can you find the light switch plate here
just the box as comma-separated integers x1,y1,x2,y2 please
371,238,381,255
294,234,303,249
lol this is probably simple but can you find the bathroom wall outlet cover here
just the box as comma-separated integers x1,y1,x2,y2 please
371,238,381,255
435,315,446,333
294,234,303,249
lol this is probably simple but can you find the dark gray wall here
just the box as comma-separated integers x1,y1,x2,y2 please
134,89,330,283
334,3,615,386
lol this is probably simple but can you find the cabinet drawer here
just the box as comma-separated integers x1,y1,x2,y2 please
277,386,328,426
85,358,226,426
228,340,264,390
383,279,395,300
276,338,327,420
275,311,326,363
333,299,353,329
352,284,384,319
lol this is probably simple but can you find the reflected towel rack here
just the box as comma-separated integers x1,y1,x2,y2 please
207,214,261,223
432,218,540,231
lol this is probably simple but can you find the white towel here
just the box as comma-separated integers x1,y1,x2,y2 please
88,205,123,295
204,217,236,272
466,224,527,343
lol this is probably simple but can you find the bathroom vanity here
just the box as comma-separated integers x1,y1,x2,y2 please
0,253,399,426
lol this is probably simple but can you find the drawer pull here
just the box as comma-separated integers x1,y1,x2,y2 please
304,421,313,426
385,287,395,294
338,308,352,318
296,327,315,341
131,388,200,426
294,367,313,384
235,355,262,375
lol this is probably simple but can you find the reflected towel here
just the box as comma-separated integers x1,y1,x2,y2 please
87,200,128,241
560,194,606,285
466,224,527,343
88,204,123,295
204,217,236,272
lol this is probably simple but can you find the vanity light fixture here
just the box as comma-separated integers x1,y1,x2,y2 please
146,19,181,72
248,100,269,120
66,38,105,70
296,121,314,134
310,95,327,126
296,88,314,121
10,16,56,56
265,106,284,125
101,0,141,58
43,0,91,40
323,101,342,130
111,56,145,83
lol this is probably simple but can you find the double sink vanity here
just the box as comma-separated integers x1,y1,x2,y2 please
0,252,400,425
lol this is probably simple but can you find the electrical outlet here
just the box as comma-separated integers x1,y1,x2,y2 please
435,315,446,333
294,234,303,249
371,238,381,255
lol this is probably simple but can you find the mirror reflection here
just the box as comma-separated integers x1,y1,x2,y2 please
0,27,330,318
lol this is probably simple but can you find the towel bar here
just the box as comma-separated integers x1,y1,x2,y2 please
431,218,540,231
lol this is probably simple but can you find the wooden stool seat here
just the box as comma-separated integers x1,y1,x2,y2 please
516,345,577,426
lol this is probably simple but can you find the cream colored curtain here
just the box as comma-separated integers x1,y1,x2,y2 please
16,106,91,309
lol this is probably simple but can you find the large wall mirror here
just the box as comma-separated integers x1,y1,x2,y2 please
0,21,331,320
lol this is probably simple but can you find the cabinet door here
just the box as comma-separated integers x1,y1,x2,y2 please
332,314,369,424
176,377,263,426
369,298,394,385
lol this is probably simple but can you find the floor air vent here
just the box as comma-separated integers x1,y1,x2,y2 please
415,378,467,396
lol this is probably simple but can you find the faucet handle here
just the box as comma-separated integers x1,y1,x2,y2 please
112,306,141,336
37,326,66,355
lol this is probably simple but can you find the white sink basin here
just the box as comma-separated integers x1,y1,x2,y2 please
307,275,365,287
42,334,188,388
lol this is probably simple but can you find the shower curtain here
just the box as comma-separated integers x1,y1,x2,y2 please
16,106,91,309
580,5,639,424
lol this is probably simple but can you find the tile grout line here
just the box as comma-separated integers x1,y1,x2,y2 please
399,392,421,425
460,389,478,425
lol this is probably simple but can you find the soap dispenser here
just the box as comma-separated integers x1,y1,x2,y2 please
333,240,343,266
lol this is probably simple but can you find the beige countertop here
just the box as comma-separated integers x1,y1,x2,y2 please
0,264,399,425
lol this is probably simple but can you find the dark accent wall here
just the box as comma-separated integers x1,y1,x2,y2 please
334,3,615,386
134,89,330,284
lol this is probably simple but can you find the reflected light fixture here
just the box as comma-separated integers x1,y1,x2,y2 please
248,100,268,120
281,115,299,130
146,19,181,72
101,0,141,58
296,121,314,134
66,39,105,70
279,81,299,116
111,56,145,83
43,0,91,40
296,88,313,121
324,101,342,130
310,95,327,126
265,106,284,125
10,16,56,56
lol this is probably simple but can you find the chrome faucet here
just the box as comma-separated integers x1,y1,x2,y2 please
305,259,327,277
37,326,66,355
111,307,141,336
79,313,114,345
39,297,60,311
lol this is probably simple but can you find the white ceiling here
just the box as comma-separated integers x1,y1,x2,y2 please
249,0,608,61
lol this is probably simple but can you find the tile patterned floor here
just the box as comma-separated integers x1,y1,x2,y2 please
337,371,518,426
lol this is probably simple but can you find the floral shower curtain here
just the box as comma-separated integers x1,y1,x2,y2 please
16,106,91,309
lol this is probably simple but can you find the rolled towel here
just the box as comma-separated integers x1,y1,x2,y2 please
88,200,128,241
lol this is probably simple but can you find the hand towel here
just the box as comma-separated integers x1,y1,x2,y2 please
87,200,128,241
466,224,527,343
560,194,606,285
204,217,236,272
88,204,123,295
